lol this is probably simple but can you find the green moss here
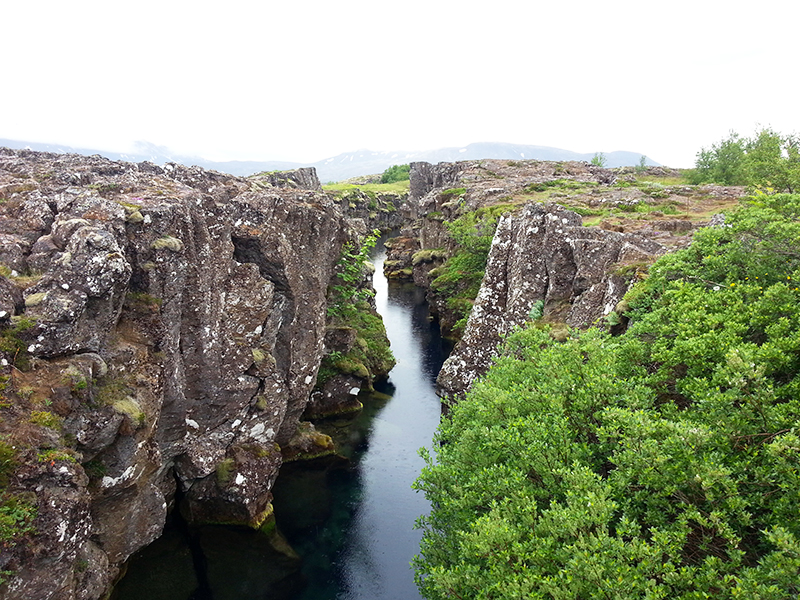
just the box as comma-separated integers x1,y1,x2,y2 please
23,292,47,308
440,187,466,198
319,305,394,388
388,268,413,278
215,458,236,487
151,236,184,252
112,398,145,426
125,292,162,313
334,357,370,379
412,248,448,266
95,380,124,404
383,259,405,270
125,210,144,224
257,503,277,535
29,410,61,430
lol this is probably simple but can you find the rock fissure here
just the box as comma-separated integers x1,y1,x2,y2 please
0,150,745,599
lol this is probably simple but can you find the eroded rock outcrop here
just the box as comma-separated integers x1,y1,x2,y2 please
0,149,350,599
437,202,665,397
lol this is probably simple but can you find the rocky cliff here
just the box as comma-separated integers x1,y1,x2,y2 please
436,202,664,396
0,149,357,599
394,159,743,396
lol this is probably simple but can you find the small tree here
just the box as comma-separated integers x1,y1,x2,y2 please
691,127,800,191
590,152,607,167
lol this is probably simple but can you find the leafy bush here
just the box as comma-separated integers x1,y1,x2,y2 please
0,493,37,547
327,232,379,319
414,194,800,599
29,411,61,430
380,164,411,184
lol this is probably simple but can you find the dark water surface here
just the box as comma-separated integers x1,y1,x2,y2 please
113,242,450,600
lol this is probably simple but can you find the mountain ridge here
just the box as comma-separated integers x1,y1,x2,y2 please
0,138,661,182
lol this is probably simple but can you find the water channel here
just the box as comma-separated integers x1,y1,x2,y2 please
113,240,451,599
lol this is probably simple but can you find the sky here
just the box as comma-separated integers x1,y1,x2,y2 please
2,0,797,168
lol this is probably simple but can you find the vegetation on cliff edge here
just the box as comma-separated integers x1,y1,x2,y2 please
321,232,394,387
430,203,517,336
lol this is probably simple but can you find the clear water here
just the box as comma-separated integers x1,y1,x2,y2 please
113,241,450,600
273,243,451,600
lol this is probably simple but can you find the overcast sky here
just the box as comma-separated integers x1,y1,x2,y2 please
2,0,797,167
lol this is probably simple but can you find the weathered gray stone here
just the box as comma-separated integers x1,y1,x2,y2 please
437,202,665,397
0,148,349,600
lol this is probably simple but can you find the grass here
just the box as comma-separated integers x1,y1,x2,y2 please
323,180,410,195
635,174,690,186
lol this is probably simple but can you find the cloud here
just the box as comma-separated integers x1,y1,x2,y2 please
1,0,797,167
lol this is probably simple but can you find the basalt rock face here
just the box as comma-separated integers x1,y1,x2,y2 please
335,189,407,232
399,159,624,334
0,149,348,599
436,202,665,397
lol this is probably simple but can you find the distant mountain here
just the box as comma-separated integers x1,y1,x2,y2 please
0,139,660,183
312,144,660,182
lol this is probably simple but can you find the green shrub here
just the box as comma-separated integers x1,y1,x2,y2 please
380,164,411,184
29,410,61,430
327,232,379,320
415,193,800,599
590,152,607,167
215,458,236,487
37,449,76,463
